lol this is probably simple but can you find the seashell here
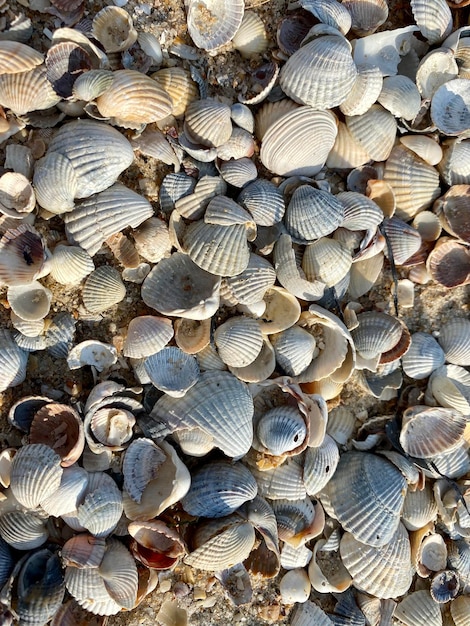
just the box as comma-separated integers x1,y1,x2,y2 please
438,139,470,186
401,135,443,166
185,0,245,51
0,510,49,550
325,451,407,546
183,220,251,277
0,65,61,116
132,217,171,263
260,106,337,177
351,311,403,363
10,443,63,509
303,434,339,496
238,60,280,106
426,237,470,287
40,466,89,518
122,438,166,505
416,48,459,100
410,0,453,44
255,405,307,457
402,332,446,379
184,98,232,148
181,460,257,518
8,281,52,322
82,266,126,314
122,316,173,359
400,405,467,458
346,104,397,162
44,119,134,199
61,534,107,570
384,144,441,220
45,42,92,99
152,370,254,459
300,0,351,34
130,128,179,170
342,0,388,36
452,596,470,626
0,41,43,74
401,480,438,531
279,568,311,605
216,128,254,161
95,69,172,126
377,75,422,121
0,172,35,218
302,238,352,287
280,543,312,571
291,601,334,626
285,185,344,244
142,252,220,320
255,99,300,142
17,549,65,626
29,403,84,467
152,67,198,118
279,34,357,109
0,224,47,287
326,120,372,169
338,191,384,231
128,520,185,570
394,590,442,626
339,63,383,116
412,211,442,243
144,347,199,397
419,534,448,573
214,316,263,368
92,6,137,53
159,173,197,217
174,176,227,220
67,340,117,372
430,569,459,603
249,459,306,501
72,69,115,101
353,25,420,77
184,515,256,571
45,312,76,359
232,11,268,57
33,151,78,215
49,244,94,285
340,523,412,599
431,79,470,135
257,286,301,334
138,30,163,65
437,318,470,366
174,318,210,355
77,472,123,538
219,157,258,188
271,326,316,377
4,144,34,180
64,182,154,256
238,178,285,227
87,406,135,452
231,102,255,133
229,336,276,383
272,498,325,548
434,185,470,243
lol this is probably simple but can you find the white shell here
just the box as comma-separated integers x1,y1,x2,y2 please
10,443,63,509
67,340,118,372
410,0,453,44
214,316,263,368
186,0,245,51
49,245,94,285
8,281,52,322
431,79,470,136
82,266,126,314
145,347,200,397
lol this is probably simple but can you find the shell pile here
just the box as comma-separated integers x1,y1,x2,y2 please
0,0,469,624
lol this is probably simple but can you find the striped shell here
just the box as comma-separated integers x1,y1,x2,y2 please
144,347,200,397
214,316,263,367
400,405,467,458
0,41,43,74
438,318,470,365
410,0,453,44
82,266,126,314
184,98,233,148
256,406,308,457
402,332,446,379
303,434,339,496
0,65,61,116
186,0,245,51
152,67,198,118
123,316,173,359
49,244,94,285
431,79,470,136
10,443,63,509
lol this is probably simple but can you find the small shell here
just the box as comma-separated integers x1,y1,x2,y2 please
351,311,403,361
40,466,89,517
129,520,185,570
214,316,263,368
77,473,123,538
0,172,35,218
141,252,220,320
82,266,126,314
400,405,467,458
8,281,52,322
394,590,442,626
250,460,306,501
219,157,258,188
416,48,459,100
72,69,115,101
430,569,459,603
339,63,383,116
229,336,276,383
92,6,137,53
346,104,397,162
258,286,301,334
186,0,245,51
434,184,470,243
378,75,422,121
174,318,210,355
401,480,438,531
133,217,172,262
303,434,339,496
342,0,388,36
33,152,78,216
0,224,47,287
184,98,233,148
410,0,453,44
270,326,316,377
426,237,470,287
45,312,76,359
123,316,173,359
302,238,352,287
280,569,311,605
291,601,333,626
181,460,257,518
67,340,118,372
122,438,166,504
431,79,470,135
49,244,95,285
400,135,443,166
45,42,92,99
144,347,200,397
29,403,85,467
285,185,344,243
10,443,63,509
256,406,307,457
438,318,470,365
232,11,268,57
152,67,198,118
238,178,285,227
402,332,446,379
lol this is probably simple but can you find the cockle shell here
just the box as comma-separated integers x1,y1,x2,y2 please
410,0,453,44
343,0,388,36
346,104,397,162
92,6,138,53
49,245,94,285
402,332,446,379
8,281,53,322
285,185,344,243
400,405,467,458
33,152,78,215
438,318,470,365
303,434,339,496
232,11,268,57
0,510,49,550
0,65,61,116
67,340,118,372
123,316,173,359
145,347,200,397
271,326,316,377
238,178,285,226
434,185,470,243
255,405,307,457
72,69,114,101
29,403,85,467
339,63,383,116
394,590,442,626
426,237,470,287
40,466,89,517
184,98,232,148
10,443,63,509
0,172,35,218
431,79,470,136
0,224,47,287
302,238,352,287
249,459,306,501
214,316,263,367
152,67,198,118
185,0,245,51
0,41,43,74
128,520,185,570
82,266,126,314
291,601,333,626
378,75,422,121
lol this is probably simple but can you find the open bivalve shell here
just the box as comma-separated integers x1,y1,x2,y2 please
399,405,467,458
185,0,245,51
394,590,442,626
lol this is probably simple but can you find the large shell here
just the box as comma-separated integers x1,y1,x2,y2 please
271,326,316,377
324,451,407,546
185,0,245,51
255,405,308,457
0,510,49,550
378,75,422,121
10,443,63,509
402,332,446,379
279,34,357,109
394,590,442,626
431,79,470,136
238,178,285,227
0,41,44,74
123,316,173,359
260,107,338,177
151,370,254,459
0,65,61,116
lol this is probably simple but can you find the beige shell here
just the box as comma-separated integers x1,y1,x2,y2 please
96,70,173,126
302,238,352,287
400,135,443,166
345,104,397,162
123,316,174,359
255,99,299,141
326,120,372,169
229,336,276,383
426,237,470,287
184,98,233,148
273,234,325,302
0,65,61,116
174,318,210,355
92,6,138,53
0,173,35,218
8,281,52,322
232,11,268,57
339,63,383,117
49,244,95,285
343,0,388,36
0,41,44,74
452,596,470,626
151,67,198,118
394,590,442,626
82,266,126,314
438,318,470,365
185,0,245,51
260,106,337,177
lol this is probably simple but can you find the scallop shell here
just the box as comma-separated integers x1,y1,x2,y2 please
34,152,78,215
141,252,220,320
426,237,470,287
303,434,339,496
342,0,388,36
0,327,28,393
378,75,422,121
151,370,254,459
279,34,357,109
144,347,200,397
224,254,276,306
77,473,123,538
72,69,115,101
325,451,407,546
8,281,52,322
434,185,470,243
438,318,470,365
255,406,307,457
82,266,126,314
64,182,154,256
152,67,198,118
237,178,285,227
40,466,89,517
260,107,338,177
394,590,442,626
431,79,470,136
400,405,467,458
219,157,258,188
232,10,268,57
270,326,316,377
181,461,257,518
250,459,306,501
402,332,446,379
123,316,173,359
401,480,438,531
351,311,403,362
229,336,276,383
185,0,245,51
92,6,137,53
214,316,263,368
340,523,412,599
122,438,166,504
132,217,172,263
10,443,63,509
438,138,470,186
0,65,61,116
67,340,118,372
291,601,334,626
410,0,453,44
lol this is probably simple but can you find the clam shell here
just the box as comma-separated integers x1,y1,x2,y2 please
238,178,285,227
49,244,94,285
217,128,255,161
0,329,27,393
272,497,324,547
151,370,254,459
29,403,85,467
430,569,460,603
302,238,352,287
214,316,263,368
338,191,384,231
229,336,276,383
250,459,306,501
0,65,61,116
65,182,154,256
438,318,470,365
273,235,325,301
44,119,134,199
346,104,398,162
394,590,442,626
410,0,453,44
96,69,172,125
123,316,173,359
152,67,198,118
174,318,210,355
416,48,459,100
145,347,200,397
279,568,311,604
452,596,470,626
92,6,137,53
10,443,63,509
340,523,412,599
402,332,446,379
325,451,407,546
285,185,344,243
303,434,339,496
426,237,470,287
122,438,166,504
181,461,257,518
260,107,337,177
280,543,312,571
82,266,126,314
0,41,43,73
400,405,467,458
256,405,307,457
291,601,334,626
271,326,316,377
431,79,470,136
339,63,383,116
8,281,52,322
0,224,47,287
438,139,470,186
184,98,233,148
72,69,115,101
142,252,220,320
185,0,245,51
128,520,185,569
232,10,268,57
0,172,35,218
258,286,301,334
219,157,258,188
326,120,372,168
279,35,357,109
45,42,92,99
378,75,422,121
64,566,122,616
300,0,351,34
0,510,48,550
33,151,78,215
132,217,172,262
401,135,443,166
342,0,388,36
45,312,76,359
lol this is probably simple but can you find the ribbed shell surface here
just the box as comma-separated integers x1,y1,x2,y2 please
49,244,95,285
0,66,61,116
0,328,28,392
123,316,173,359
279,35,357,109
10,443,63,509
144,347,200,396
82,266,126,314
224,253,276,305
285,185,344,243
152,370,254,458
410,0,452,44
214,316,263,368
394,590,443,626
181,461,257,518
186,0,245,51
438,318,470,365
303,434,339,496
64,182,154,256
238,178,285,226
46,120,134,199
325,451,407,546
33,151,78,214
402,332,446,379
0,41,44,73
0,511,48,550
